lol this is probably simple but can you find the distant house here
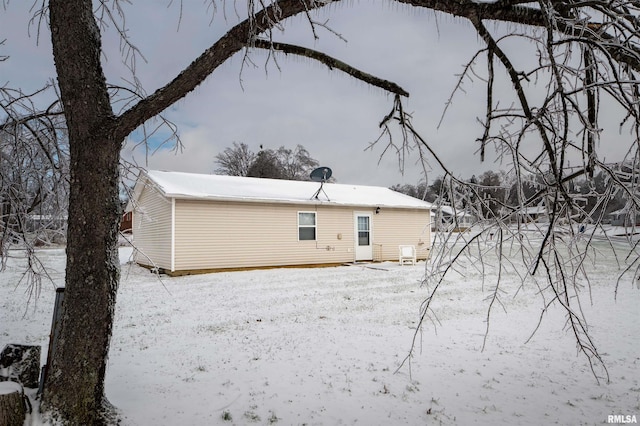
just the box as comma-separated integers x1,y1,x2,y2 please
607,207,639,227
120,211,133,233
126,170,432,275
516,204,548,223
25,214,67,233
431,205,476,231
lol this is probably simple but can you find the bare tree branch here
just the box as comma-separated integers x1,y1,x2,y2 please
116,0,330,139
0,38,7,62
253,39,409,97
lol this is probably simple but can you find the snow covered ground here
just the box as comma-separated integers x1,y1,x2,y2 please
1,241,638,425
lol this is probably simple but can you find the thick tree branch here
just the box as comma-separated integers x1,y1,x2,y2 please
469,15,560,179
253,39,409,97
117,0,537,140
396,0,640,73
394,0,545,26
116,0,330,139
116,0,640,141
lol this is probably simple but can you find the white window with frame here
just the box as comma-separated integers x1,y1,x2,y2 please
298,211,316,241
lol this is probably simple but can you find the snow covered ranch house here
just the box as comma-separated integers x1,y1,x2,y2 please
127,170,432,275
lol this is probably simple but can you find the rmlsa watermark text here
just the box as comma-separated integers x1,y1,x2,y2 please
608,414,638,424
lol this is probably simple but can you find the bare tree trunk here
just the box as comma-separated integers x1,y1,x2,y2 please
39,1,339,422
42,1,121,424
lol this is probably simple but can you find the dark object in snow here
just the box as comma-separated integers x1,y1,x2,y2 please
0,381,27,426
0,344,41,388
42,287,64,396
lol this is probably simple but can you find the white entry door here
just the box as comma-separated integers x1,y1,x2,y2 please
354,212,373,261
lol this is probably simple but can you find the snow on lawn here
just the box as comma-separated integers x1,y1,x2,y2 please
1,243,639,425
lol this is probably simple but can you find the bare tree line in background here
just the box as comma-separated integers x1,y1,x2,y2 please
214,142,320,180
391,167,633,223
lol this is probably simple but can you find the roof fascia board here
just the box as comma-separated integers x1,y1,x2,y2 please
167,194,430,210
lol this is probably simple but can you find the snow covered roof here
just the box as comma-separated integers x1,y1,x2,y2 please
520,205,547,215
433,205,475,217
608,207,634,216
131,170,431,210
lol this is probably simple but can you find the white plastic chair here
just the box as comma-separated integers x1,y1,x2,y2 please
399,245,416,266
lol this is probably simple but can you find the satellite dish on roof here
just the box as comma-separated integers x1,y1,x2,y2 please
310,167,332,182
310,167,333,200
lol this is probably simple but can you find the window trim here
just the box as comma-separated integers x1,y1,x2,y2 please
297,211,317,241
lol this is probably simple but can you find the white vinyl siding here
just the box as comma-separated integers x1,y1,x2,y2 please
133,196,430,272
371,208,430,261
131,181,173,270
173,201,355,271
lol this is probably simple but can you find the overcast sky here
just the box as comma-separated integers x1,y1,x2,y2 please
0,1,633,188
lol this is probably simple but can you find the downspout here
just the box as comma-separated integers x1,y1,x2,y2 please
171,197,175,272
